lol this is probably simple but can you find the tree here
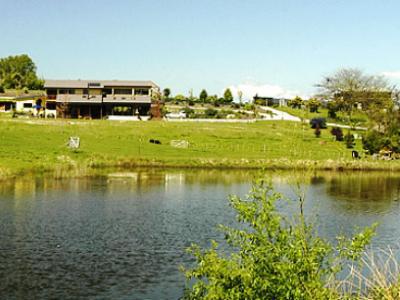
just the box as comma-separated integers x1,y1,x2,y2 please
0,54,44,90
163,88,171,100
288,96,303,109
317,68,394,124
237,90,243,105
306,98,321,113
223,88,233,104
183,179,376,299
199,89,208,103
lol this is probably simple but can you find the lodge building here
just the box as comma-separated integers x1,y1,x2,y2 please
44,79,159,119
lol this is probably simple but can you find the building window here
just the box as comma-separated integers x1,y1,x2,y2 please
134,88,149,95
103,88,112,95
23,103,33,108
83,89,88,95
59,89,76,94
114,88,132,95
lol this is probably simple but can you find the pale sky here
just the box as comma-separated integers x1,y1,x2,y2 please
2,0,400,100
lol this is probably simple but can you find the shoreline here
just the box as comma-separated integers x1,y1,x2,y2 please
1,158,400,181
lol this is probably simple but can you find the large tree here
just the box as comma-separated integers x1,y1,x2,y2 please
199,89,208,103
163,88,171,99
317,68,395,124
223,88,233,103
0,54,44,90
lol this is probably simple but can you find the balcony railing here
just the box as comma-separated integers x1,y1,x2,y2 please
55,94,151,103
56,94,102,103
103,95,151,103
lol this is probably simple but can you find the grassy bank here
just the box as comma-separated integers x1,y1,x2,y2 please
0,116,398,179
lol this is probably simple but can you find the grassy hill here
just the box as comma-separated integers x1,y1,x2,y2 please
0,116,396,179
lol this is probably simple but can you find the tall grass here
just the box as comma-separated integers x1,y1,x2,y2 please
338,248,400,299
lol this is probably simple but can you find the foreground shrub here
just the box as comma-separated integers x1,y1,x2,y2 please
183,179,376,300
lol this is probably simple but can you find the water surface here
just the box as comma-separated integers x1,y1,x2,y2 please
1,169,400,299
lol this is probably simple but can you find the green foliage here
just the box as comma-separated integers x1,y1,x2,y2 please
327,101,339,118
243,103,255,111
199,89,208,103
289,96,303,109
344,132,355,149
181,107,195,118
183,180,376,299
204,108,218,118
223,88,234,103
163,88,171,100
362,130,390,154
0,54,44,90
0,84,4,93
318,68,395,127
306,98,322,113
206,95,218,105
310,118,327,129
331,127,344,141
175,94,186,102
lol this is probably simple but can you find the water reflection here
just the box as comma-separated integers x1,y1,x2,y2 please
1,169,400,299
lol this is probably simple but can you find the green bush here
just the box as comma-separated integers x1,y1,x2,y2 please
344,132,355,148
204,108,218,118
183,179,376,299
362,130,389,154
331,127,344,141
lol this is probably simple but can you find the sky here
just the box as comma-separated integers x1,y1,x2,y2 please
2,0,400,100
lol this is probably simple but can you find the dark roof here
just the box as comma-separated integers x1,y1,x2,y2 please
44,79,159,89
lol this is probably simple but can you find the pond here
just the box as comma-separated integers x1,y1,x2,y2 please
0,169,400,299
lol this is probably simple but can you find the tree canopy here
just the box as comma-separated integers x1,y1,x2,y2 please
199,89,208,103
163,88,171,99
223,88,233,103
0,54,44,90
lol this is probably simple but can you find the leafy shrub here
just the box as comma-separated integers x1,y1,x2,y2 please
183,179,376,299
310,117,327,129
327,101,339,119
362,130,389,154
344,132,355,148
181,107,195,118
204,108,218,118
306,98,321,113
331,127,344,141
288,96,303,109
0,85,4,93
243,103,255,111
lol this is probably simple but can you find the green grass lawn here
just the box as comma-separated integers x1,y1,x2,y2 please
0,116,396,178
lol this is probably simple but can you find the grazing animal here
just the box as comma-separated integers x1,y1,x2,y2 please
352,150,359,159
149,139,161,145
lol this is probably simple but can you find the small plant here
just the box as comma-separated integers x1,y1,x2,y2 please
345,132,355,148
331,127,344,141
